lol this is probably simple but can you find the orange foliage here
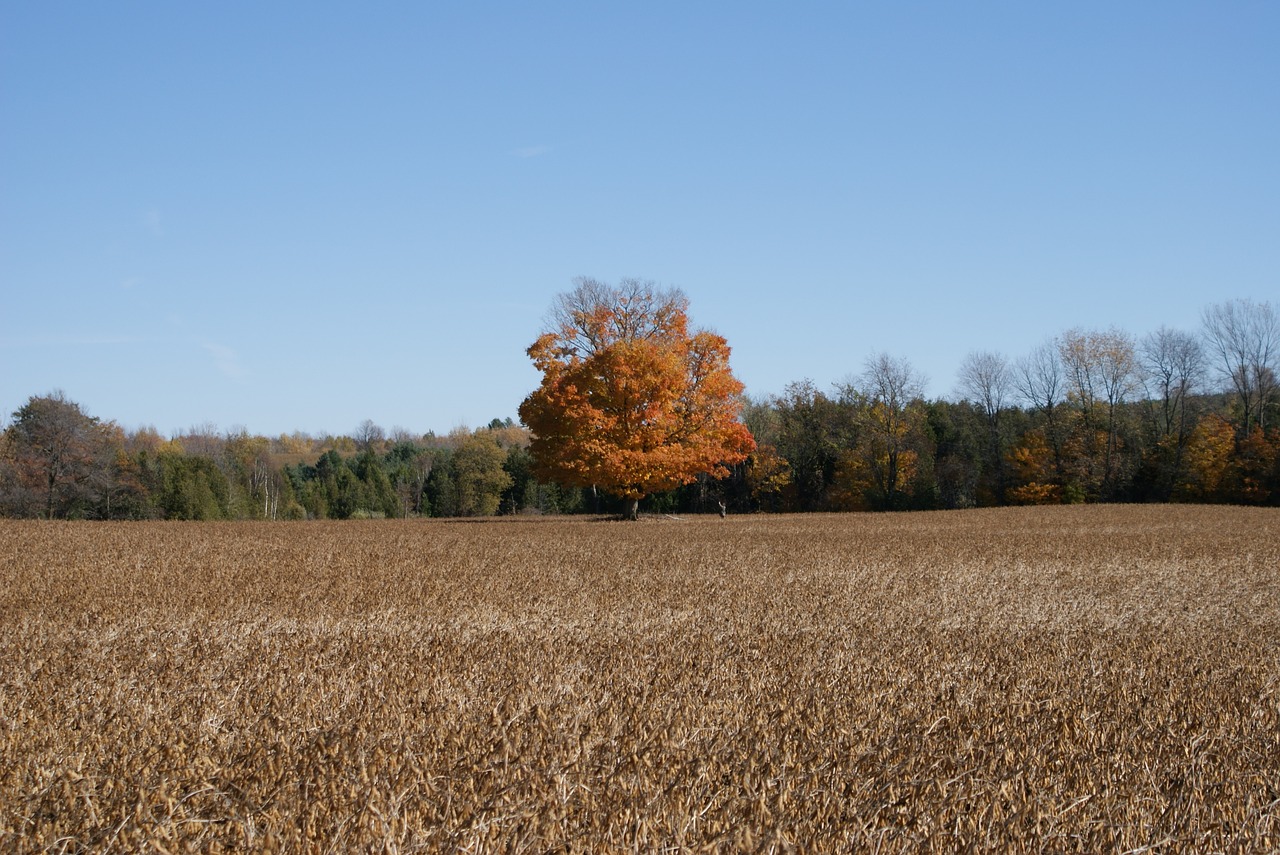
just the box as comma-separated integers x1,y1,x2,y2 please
842,400,924,510
1231,426,1277,504
1176,414,1235,501
1008,481,1063,505
1008,428,1063,505
745,443,792,505
519,282,755,502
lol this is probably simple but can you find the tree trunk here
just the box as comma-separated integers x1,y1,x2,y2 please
625,498,640,521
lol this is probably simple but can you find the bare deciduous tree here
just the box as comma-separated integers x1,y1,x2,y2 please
957,351,1012,424
957,350,1013,501
1201,299,1279,434
860,352,925,415
1140,326,1203,441
177,422,223,459
1015,340,1064,418
1014,340,1068,488
355,419,386,453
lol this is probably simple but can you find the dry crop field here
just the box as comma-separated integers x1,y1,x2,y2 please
1,506,1278,853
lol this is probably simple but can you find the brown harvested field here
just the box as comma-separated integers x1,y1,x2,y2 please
1,506,1278,852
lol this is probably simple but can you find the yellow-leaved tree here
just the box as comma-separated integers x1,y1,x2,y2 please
518,278,755,519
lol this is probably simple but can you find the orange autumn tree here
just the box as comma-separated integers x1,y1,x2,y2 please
518,278,755,519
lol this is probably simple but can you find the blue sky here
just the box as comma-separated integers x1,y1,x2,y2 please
3,2,1277,437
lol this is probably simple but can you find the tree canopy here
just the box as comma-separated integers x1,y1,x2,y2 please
4,391,116,519
518,278,756,518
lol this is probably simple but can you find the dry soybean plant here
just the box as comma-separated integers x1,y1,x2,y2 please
1,505,1278,852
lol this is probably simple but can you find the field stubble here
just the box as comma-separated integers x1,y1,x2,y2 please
1,505,1278,852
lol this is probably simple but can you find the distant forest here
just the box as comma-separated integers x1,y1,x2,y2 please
3,299,1277,519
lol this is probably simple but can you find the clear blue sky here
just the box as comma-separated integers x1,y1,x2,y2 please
3,2,1277,437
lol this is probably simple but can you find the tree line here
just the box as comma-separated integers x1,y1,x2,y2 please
741,298,1278,511
0,406,573,521
2,297,1276,519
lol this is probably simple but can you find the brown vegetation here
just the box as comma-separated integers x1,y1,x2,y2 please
1,506,1278,851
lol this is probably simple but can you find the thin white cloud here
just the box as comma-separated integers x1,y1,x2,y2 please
202,342,246,379
511,145,550,159
145,209,164,237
